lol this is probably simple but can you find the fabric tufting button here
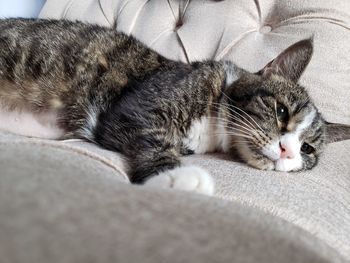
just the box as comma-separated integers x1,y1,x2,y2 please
259,25,272,34
175,19,184,30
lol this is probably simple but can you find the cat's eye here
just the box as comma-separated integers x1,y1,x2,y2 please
276,103,289,123
301,143,315,154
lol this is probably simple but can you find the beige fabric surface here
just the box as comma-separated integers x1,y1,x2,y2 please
0,142,348,263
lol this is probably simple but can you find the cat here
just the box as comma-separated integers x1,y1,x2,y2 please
0,19,349,195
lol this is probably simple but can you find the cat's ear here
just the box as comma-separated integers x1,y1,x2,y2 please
325,122,350,143
258,38,313,82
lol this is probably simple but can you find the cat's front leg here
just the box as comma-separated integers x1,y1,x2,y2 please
247,156,275,171
126,134,214,195
144,166,214,195
233,143,275,171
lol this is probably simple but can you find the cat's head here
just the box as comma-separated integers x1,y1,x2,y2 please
221,39,350,172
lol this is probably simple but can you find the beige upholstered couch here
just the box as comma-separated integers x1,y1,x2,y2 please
1,0,349,262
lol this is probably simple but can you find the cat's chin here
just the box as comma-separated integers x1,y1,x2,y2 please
274,155,303,172
247,154,304,172
247,152,304,172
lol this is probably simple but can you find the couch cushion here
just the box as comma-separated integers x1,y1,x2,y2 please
35,0,350,259
40,0,350,124
1,133,349,259
0,144,347,263
0,131,129,182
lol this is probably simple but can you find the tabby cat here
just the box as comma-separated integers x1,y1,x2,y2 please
0,19,349,195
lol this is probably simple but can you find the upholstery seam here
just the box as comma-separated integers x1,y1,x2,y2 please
98,0,113,27
176,31,190,64
167,0,191,63
126,0,150,35
215,29,257,60
181,0,190,21
213,28,225,61
62,0,75,19
117,0,132,18
276,14,350,31
253,0,262,24
149,28,173,48
167,0,177,21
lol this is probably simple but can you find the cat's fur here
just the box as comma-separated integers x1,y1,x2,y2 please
0,19,349,195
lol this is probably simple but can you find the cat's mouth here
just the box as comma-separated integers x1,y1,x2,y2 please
257,152,303,172
274,156,303,172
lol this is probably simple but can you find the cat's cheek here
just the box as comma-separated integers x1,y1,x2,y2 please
144,166,215,195
275,154,303,172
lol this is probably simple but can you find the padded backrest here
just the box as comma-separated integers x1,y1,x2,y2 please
40,0,350,124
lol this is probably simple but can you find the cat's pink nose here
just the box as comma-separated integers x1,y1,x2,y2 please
279,142,295,159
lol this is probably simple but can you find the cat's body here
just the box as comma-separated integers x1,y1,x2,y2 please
0,19,229,185
1,19,349,194
0,18,173,137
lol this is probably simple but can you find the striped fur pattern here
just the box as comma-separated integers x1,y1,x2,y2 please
0,19,349,190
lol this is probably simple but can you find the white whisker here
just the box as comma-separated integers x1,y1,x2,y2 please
220,92,266,134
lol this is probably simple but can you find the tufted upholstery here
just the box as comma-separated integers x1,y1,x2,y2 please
1,1,350,262
40,0,350,124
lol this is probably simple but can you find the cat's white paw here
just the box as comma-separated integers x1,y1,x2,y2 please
144,166,215,195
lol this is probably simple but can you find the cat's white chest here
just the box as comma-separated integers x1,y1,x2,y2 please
182,116,229,154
